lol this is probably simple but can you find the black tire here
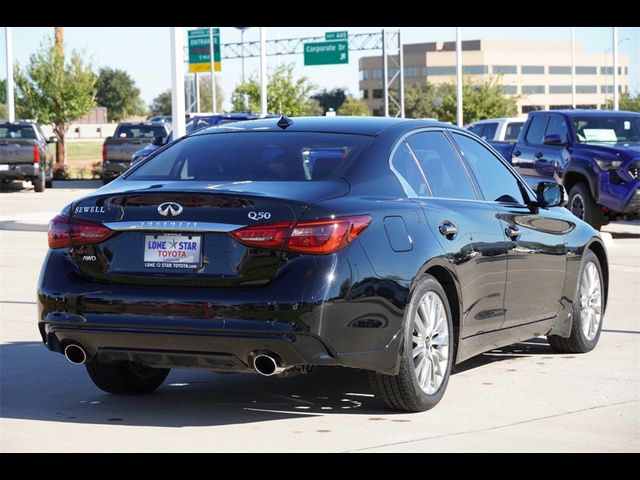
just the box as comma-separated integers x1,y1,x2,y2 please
548,250,604,353
33,172,45,192
85,360,169,394
369,275,454,412
568,183,604,230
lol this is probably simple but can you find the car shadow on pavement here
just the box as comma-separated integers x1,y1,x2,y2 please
454,337,554,374
0,341,392,428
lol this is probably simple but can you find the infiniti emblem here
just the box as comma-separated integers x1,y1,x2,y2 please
157,202,183,217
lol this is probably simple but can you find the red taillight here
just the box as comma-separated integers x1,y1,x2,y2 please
48,214,114,249
33,146,40,164
102,143,107,161
230,215,371,255
230,223,291,249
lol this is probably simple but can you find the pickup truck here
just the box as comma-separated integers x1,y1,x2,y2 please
102,122,169,184
487,110,640,229
467,117,526,161
0,120,55,192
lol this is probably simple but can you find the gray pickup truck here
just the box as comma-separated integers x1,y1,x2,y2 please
102,122,170,184
0,120,55,192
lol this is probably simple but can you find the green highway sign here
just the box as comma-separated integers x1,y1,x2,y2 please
188,28,221,73
304,40,349,66
325,31,348,41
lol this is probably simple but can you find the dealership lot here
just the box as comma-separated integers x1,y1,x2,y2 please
1,185,638,452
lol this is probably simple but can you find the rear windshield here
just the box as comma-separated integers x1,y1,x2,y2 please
0,125,37,139
126,132,372,182
115,125,167,139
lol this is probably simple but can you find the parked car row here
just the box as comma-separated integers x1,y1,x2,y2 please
467,110,640,230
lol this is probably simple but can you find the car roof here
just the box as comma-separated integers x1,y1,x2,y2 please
470,117,526,124
192,116,449,137
533,109,640,117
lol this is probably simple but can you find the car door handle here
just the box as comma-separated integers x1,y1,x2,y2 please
513,150,521,157
439,223,458,239
534,152,544,159
505,227,521,240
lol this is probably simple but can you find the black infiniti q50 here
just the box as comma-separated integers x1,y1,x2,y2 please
38,117,608,411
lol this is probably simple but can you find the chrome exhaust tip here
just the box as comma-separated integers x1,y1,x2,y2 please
253,353,286,376
64,344,87,365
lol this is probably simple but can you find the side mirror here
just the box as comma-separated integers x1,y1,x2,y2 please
151,136,165,146
536,181,565,208
543,134,566,146
47,136,58,144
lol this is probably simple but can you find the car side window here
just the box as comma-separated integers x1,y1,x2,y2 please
480,122,498,140
545,115,570,144
451,132,527,205
505,122,524,142
467,123,484,137
390,141,430,197
525,115,549,145
406,131,477,200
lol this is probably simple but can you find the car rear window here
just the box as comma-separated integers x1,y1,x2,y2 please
115,125,167,139
0,125,37,139
126,132,373,182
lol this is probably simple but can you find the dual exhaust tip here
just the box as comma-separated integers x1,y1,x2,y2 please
64,345,287,376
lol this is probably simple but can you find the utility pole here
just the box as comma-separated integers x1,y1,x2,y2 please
382,29,388,117
5,27,15,122
456,27,463,127
571,27,576,109
54,27,65,168
260,27,267,115
170,28,186,139
613,27,619,111
209,27,217,114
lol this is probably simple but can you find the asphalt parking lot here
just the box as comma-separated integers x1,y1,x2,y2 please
1,182,639,452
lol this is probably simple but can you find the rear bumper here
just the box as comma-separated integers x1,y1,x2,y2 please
103,160,131,179
37,245,406,374
0,163,38,180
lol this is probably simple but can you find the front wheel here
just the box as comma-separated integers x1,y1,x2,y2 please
568,183,604,230
369,275,454,412
548,250,604,353
85,360,169,394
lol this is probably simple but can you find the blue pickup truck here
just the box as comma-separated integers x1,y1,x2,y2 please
487,110,640,230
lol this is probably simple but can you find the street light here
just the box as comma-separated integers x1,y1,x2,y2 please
604,36,630,109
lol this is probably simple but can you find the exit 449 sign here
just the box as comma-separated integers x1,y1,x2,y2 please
304,31,349,66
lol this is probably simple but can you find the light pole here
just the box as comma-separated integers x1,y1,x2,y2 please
235,27,251,84
604,35,630,109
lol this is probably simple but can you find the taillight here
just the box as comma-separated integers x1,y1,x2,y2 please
33,146,40,164
102,143,107,161
48,214,114,249
230,215,371,255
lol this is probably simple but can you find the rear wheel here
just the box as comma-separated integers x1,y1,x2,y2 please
85,360,169,394
568,183,604,230
548,250,604,353
33,171,45,192
369,275,453,412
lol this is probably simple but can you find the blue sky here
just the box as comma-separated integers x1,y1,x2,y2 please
2,26,638,112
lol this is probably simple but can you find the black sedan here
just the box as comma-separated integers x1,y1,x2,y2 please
38,117,608,412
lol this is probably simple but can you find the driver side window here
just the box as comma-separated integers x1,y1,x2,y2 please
451,132,528,205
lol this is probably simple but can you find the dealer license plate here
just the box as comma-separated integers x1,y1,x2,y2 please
143,234,202,269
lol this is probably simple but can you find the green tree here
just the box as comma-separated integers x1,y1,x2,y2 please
95,67,145,122
312,87,347,114
606,92,640,112
401,83,438,119
398,75,518,124
14,38,96,171
337,95,370,116
196,74,224,113
304,98,324,116
149,89,172,116
0,79,6,118
231,63,316,116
